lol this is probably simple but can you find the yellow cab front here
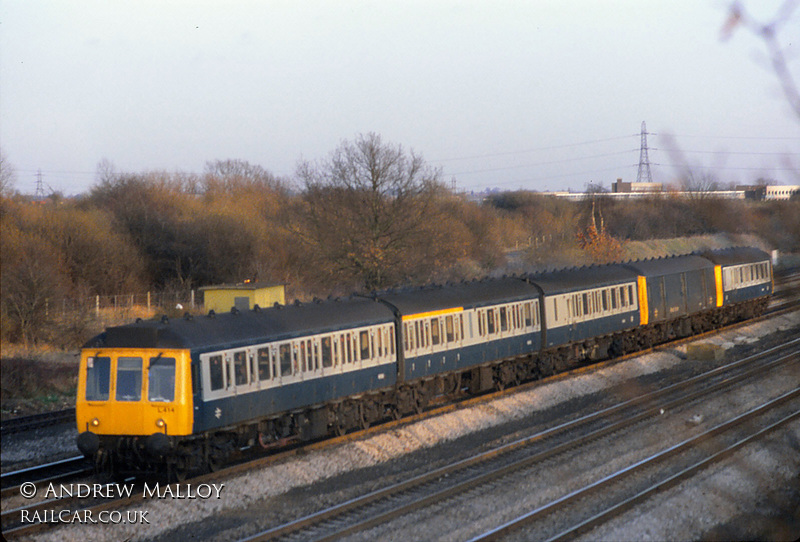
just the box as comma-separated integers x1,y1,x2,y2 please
76,348,193,442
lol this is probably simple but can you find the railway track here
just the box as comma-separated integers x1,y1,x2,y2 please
474,390,799,542
237,337,800,541
0,456,90,499
0,408,75,436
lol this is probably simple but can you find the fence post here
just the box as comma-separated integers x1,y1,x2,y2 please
191,289,195,309
96,295,100,317
147,291,151,312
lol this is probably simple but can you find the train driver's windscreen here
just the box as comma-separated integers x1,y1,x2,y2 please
116,357,142,401
148,357,176,402
85,356,111,401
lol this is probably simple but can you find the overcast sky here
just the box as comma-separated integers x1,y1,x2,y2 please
1,0,798,196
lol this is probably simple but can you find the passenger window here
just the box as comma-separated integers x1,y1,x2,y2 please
523,303,532,328
148,357,175,402
234,351,247,386
321,337,333,368
209,355,224,390
299,342,307,372
257,348,270,381
629,286,635,306
499,307,508,332
620,287,627,307
611,289,618,309
445,316,454,342
602,290,608,311
478,312,485,336
279,344,292,376
487,309,496,334
431,318,440,345
360,330,370,359
582,294,589,316
116,357,142,401
85,356,111,401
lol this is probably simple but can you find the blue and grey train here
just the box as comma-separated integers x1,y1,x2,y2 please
76,247,773,478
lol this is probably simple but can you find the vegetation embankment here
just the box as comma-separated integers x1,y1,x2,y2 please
2,135,798,415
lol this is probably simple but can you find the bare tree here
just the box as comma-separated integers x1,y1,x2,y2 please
294,133,444,290
0,148,16,196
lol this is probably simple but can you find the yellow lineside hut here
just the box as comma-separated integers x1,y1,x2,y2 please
200,282,285,313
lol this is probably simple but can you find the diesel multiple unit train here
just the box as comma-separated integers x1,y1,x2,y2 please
76,247,773,478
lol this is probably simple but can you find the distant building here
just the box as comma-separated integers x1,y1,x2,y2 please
612,178,662,193
200,282,286,313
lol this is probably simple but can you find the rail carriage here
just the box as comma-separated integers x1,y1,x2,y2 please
76,247,774,479
528,265,640,351
377,278,542,387
703,247,773,306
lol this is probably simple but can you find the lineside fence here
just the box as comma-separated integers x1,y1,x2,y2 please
46,290,205,319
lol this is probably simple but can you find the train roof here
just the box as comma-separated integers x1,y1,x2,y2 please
622,254,714,277
83,296,394,351
698,246,771,266
375,277,538,316
526,264,638,295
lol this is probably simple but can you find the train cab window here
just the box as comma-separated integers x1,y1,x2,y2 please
85,356,111,401
116,357,142,401
234,351,247,386
321,337,333,368
279,344,292,376
257,348,270,381
209,355,224,390
431,318,441,345
148,357,175,402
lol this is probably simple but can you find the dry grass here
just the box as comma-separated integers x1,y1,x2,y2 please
0,354,79,416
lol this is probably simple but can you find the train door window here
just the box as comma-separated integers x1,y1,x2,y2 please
360,330,371,361
249,352,257,384
552,298,558,322
499,307,508,332
209,355,224,390
524,303,532,327
116,357,142,401
299,342,308,373
85,356,111,401
445,316,454,342
279,344,292,376
478,311,485,336
533,301,540,326
486,309,496,335
343,334,352,364
430,318,441,345
321,337,333,368
233,351,247,386
257,348,270,381
148,357,175,402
